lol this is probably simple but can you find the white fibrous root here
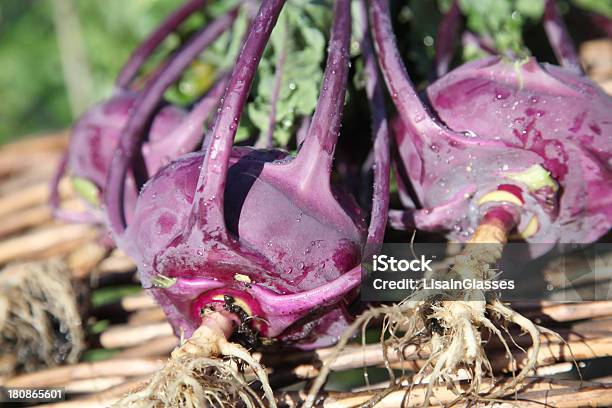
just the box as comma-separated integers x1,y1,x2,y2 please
114,311,276,408
417,221,547,403
304,214,553,408
0,260,84,376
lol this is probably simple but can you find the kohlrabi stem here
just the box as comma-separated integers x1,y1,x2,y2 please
543,0,583,76
257,13,288,149
472,206,517,244
106,10,237,235
434,0,461,78
369,0,444,140
190,0,286,235
462,204,519,267
150,73,229,164
116,0,206,89
291,0,351,190
359,0,390,247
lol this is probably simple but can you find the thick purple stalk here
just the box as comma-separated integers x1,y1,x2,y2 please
359,0,390,246
369,0,448,142
543,0,583,75
188,0,286,238
434,0,461,78
369,0,509,152
148,73,229,165
106,9,238,235
288,0,351,191
116,0,206,89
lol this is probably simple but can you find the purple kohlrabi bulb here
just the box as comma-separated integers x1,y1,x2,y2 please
66,93,185,221
369,0,611,257
108,0,390,349
423,57,612,245
50,5,235,226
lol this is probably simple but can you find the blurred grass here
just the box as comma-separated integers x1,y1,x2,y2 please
91,284,142,307
0,0,179,144
1,0,608,146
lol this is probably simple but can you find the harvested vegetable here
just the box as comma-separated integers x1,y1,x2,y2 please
50,0,231,225
391,54,612,256
29,0,611,406
303,0,611,404
108,0,380,350
108,0,389,404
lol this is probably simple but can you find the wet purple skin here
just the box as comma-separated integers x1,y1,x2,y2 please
68,92,185,220
54,0,202,222
54,5,236,226
109,0,391,349
369,0,611,257
122,141,365,346
423,56,612,244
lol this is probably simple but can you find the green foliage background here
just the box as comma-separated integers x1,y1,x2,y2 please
0,0,609,145
0,0,176,144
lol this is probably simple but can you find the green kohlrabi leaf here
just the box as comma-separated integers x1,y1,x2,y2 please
164,0,332,147
245,0,331,147
165,1,247,106
458,0,545,57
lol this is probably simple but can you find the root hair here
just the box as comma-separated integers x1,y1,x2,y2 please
114,315,276,408
0,260,83,375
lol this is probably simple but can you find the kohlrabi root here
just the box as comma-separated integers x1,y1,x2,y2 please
0,260,84,375
305,210,556,407
113,311,275,408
